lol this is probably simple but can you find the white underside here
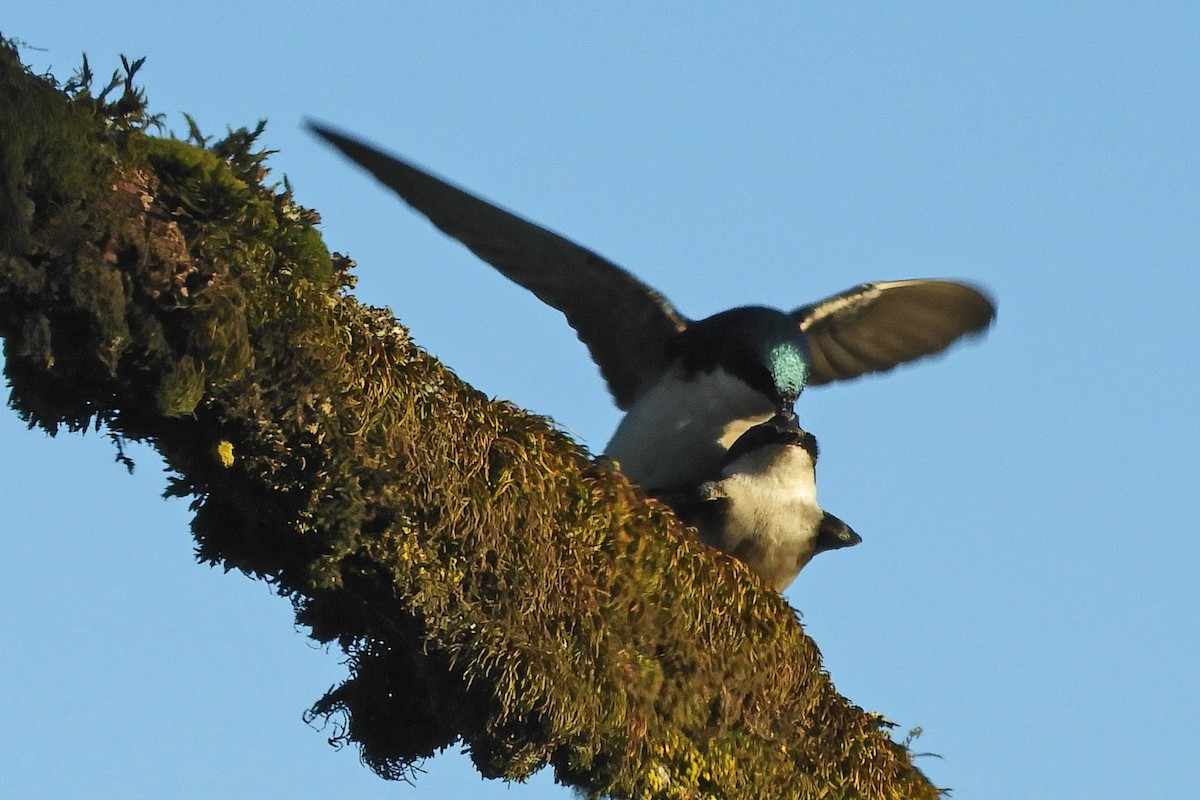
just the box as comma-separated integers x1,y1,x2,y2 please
710,444,823,590
604,365,776,488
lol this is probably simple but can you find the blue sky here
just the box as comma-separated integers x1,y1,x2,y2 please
3,4,1198,798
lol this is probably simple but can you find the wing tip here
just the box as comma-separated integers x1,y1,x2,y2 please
304,117,342,145
801,277,997,385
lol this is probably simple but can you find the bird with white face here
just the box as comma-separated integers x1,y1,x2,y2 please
653,411,860,590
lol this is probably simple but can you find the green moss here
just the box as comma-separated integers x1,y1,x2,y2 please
156,355,204,416
0,38,943,800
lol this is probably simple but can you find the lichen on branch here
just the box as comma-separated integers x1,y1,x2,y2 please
0,39,939,800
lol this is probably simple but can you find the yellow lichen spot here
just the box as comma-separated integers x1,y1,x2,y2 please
215,440,235,467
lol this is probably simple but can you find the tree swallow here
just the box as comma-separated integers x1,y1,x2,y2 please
653,412,860,590
309,123,995,488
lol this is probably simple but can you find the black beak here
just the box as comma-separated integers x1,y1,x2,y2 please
765,409,800,435
814,512,861,554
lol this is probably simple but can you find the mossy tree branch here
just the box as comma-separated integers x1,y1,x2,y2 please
0,40,940,799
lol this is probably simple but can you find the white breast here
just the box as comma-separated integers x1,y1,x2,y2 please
604,365,775,488
711,444,824,590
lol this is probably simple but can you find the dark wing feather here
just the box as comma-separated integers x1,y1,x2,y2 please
791,279,995,385
648,481,728,535
309,122,687,408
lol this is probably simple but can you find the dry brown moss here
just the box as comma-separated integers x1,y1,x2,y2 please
0,40,941,800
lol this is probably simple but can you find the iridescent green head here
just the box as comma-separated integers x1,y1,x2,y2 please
766,338,810,404
680,306,812,408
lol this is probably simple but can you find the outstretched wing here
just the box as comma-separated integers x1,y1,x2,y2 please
791,279,995,385
309,122,687,408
